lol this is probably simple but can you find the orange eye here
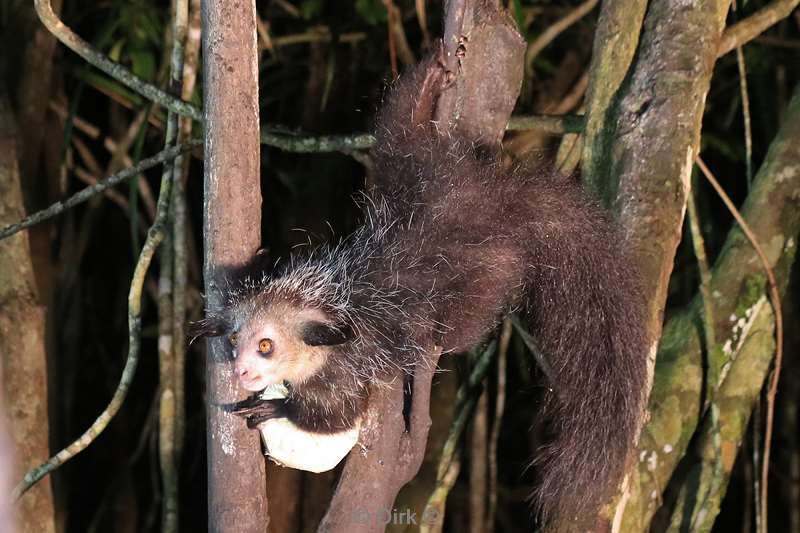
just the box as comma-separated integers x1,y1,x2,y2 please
228,333,238,346
258,338,273,355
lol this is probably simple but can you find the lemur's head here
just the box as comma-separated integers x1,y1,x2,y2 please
191,300,352,391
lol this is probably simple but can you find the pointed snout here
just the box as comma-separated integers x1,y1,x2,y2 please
235,358,273,391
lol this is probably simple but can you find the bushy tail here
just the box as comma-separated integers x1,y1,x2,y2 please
519,174,649,530
371,48,650,530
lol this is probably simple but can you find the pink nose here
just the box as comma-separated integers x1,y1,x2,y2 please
237,366,249,377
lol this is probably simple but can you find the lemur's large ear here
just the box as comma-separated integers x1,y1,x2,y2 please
300,321,352,346
188,315,229,342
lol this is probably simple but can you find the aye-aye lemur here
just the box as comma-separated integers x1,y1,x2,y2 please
192,52,649,528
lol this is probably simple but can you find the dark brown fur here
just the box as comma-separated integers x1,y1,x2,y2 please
197,54,649,530
369,56,649,528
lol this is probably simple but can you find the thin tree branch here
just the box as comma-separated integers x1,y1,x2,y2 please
73,167,132,213
422,342,497,533
718,0,800,57
754,401,763,533
384,0,399,77
383,0,416,67
256,17,275,53
419,459,460,533
261,130,375,153
0,142,199,241
71,135,105,178
48,100,100,139
486,319,511,533
270,28,366,47
736,45,754,186
172,0,202,487
158,0,189,530
733,0,755,186
686,181,716,376
525,0,599,75
416,0,432,47
434,343,496,498
469,386,488,533
273,0,300,17
33,0,202,121
260,114,583,154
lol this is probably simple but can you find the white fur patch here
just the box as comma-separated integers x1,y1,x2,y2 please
257,417,361,473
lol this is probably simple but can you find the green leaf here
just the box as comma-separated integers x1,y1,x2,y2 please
109,39,125,62
510,0,527,39
300,0,324,19
129,48,156,80
355,0,387,25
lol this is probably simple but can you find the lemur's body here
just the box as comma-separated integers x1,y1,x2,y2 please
194,54,648,527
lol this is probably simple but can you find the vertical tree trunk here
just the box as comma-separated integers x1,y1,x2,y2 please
201,1,268,531
0,96,55,533
0,395,14,533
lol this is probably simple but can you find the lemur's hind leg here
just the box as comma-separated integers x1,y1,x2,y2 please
410,45,449,128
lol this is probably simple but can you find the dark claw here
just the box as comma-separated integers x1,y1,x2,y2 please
222,394,287,427
246,414,274,429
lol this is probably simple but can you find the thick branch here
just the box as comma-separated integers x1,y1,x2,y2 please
319,349,443,532
667,299,776,532
202,0,267,531
0,94,55,532
582,0,733,528
617,85,800,531
581,0,647,198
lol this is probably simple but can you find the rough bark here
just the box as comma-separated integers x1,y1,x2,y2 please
317,350,442,533
579,0,734,527
266,464,302,533
12,0,63,208
202,0,268,531
617,85,800,531
0,96,55,533
317,2,524,532
591,0,730,352
581,0,647,200
387,357,459,533
437,0,524,147
0,396,14,533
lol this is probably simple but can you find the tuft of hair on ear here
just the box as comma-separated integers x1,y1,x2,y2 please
187,315,229,343
300,321,352,346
